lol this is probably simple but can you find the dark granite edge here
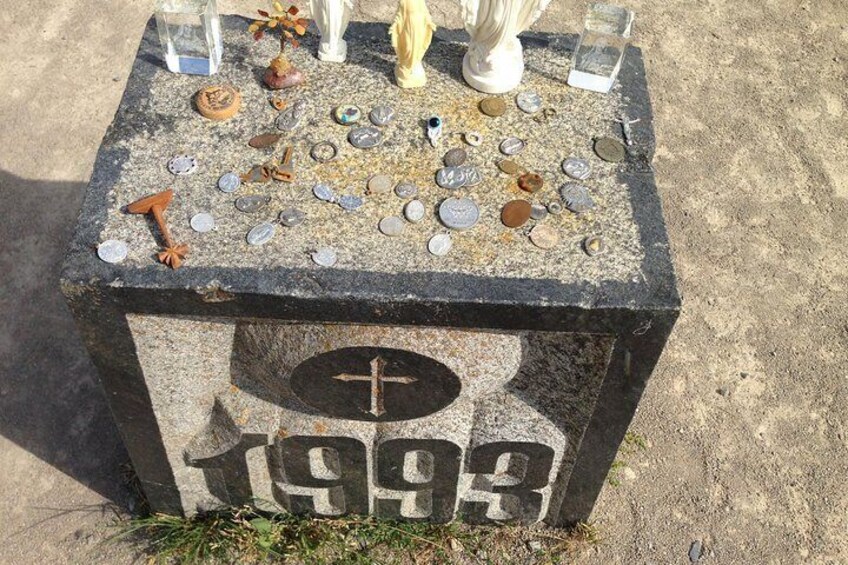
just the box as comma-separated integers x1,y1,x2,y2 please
60,16,680,314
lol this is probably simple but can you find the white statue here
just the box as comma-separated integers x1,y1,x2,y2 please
310,0,354,62
459,0,551,93
390,0,437,88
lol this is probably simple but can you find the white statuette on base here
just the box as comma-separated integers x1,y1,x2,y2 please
310,0,354,62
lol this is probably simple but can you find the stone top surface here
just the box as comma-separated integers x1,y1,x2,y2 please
62,16,678,314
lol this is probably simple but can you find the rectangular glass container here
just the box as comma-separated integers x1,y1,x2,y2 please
155,0,223,75
568,3,634,94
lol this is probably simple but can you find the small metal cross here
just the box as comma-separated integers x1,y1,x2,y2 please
333,356,417,417
616,114,641,146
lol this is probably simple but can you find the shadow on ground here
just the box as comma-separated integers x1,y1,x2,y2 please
0,169,129,505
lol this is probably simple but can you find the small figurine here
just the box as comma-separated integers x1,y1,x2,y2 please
389,0,436,88
249,3,311,89
458,0,551,93
310,0,354,62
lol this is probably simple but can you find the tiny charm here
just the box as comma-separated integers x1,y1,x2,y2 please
370,105,396,126
313,182,336,202
367,174,393,195
275,99,307,130
426,116,443,147
560,183,595,213
530,203,548,220
334,104,362,125
126,189,189,269
190,212,215,232
97,240,128,264
249,4,310,90
583,235,606,256
562,157,592,180
499,137,525,155
404,199,426,222
518,172,543,193
279,208,306,226
168,154,197,175
395,182,418,198
379,216,406,236
464,131,482,146
349,126,383,149
311,247,338,266
236,194,272,213
390,0,436,88
194,85,241,120
515,91,542,114
217,172,241,193
338,194,364,210
246,222,277,245
428,233,452,256
309,0,354,62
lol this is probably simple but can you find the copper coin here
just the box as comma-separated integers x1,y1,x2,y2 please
479,97,506,117
518,173,543,193
194,84,241,121
501,200,532,228
498,159,519,174
248,133,281,149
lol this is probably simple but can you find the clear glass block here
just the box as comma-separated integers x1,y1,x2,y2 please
567,3,634,94
155,0,223,75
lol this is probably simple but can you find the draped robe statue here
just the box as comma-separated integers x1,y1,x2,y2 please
390,0,436,88
459,0,550,93
310,0,354,62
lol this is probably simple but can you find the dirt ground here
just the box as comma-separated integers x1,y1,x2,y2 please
1,0,846,563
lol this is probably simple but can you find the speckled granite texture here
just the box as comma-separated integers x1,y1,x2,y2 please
61,16,679,526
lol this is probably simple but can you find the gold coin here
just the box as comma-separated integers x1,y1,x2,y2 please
479,97,506,117
195,85,241,121
497,159,519,174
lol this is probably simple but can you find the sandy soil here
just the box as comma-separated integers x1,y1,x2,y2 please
0,0,846,563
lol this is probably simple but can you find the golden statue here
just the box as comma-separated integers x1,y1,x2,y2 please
389,0,436,88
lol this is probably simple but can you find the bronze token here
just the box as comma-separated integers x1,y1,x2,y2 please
194,85,241,121
594,137,626,162
518,173,544,193
248,133,282,149
501,199,532,228
270,95,286,111
479,97,506,117
497,159,519,174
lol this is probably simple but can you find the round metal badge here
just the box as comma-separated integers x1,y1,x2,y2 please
369,105,396,126
516,92,543,114
349,127,382,149
428,233,452,256
499,137,526,156
246,222,276,246
217,172,241,193
168,154,197,175
438,197,479,230
97,239,128,264
562,157,592,180
190,212,215,233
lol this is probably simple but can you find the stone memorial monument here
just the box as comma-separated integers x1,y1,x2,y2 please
62,16,678,526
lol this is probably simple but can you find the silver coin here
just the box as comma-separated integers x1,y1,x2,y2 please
311,247,337,267
395,182,418,199
428,233,452,256
530,204,548,221
529,225,560,249
275,106,302,131
499,137,526,156
367,174,393,194
436,167,466,190
246,222,276,245
562,157,592,180
168,154,197,175
348,126,382,149
516,91,543,114
547,200,564,215
217,172,241,193
444,148,467,167
369,105,396,126
235,194,271,213
313,183,336,202
404,199,426,223
559,183,595,213
438,197,479,230
379,216,405,236
338,194,364,211
459,165,482,187
97,239,128,264
279,208,306,227
190,212,215,232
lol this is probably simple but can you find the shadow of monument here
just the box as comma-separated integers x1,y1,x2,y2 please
0,169,130,506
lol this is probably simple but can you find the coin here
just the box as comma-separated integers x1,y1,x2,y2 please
338,194,364,211
583,235,606,256
194,84,241,121
516,91,542,114
369,105,395,126
168,154,197,175
497,159,520,175
518,173,544,193
379,216,405,236
529,225,559,249
501,199,532,228
235,195,271,213
97,239,128,264
313,183,335,202
443,148,467,167
436,167,465,190
395,182,418,199
312,247,337,267
310,141,338,163
248,133,281,149
190,212,215,233
559,183,595,213
464,131,483,146
428,233,452,256
438,197,479,230
480,97,506,117
499,137,526,156
404,199,426,222
246,222,276,245
460,165,483,187
594,137,626,163
279,208,306,227
218,172,241,193
547,200,564,215
349,126,382,149
367,174,393,195
334,104,362,125
530,203,548,221
562,157,591,180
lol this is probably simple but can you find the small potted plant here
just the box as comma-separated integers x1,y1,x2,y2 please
249,3,310,89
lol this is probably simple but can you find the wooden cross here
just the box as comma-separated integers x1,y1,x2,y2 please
333,356,417,417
